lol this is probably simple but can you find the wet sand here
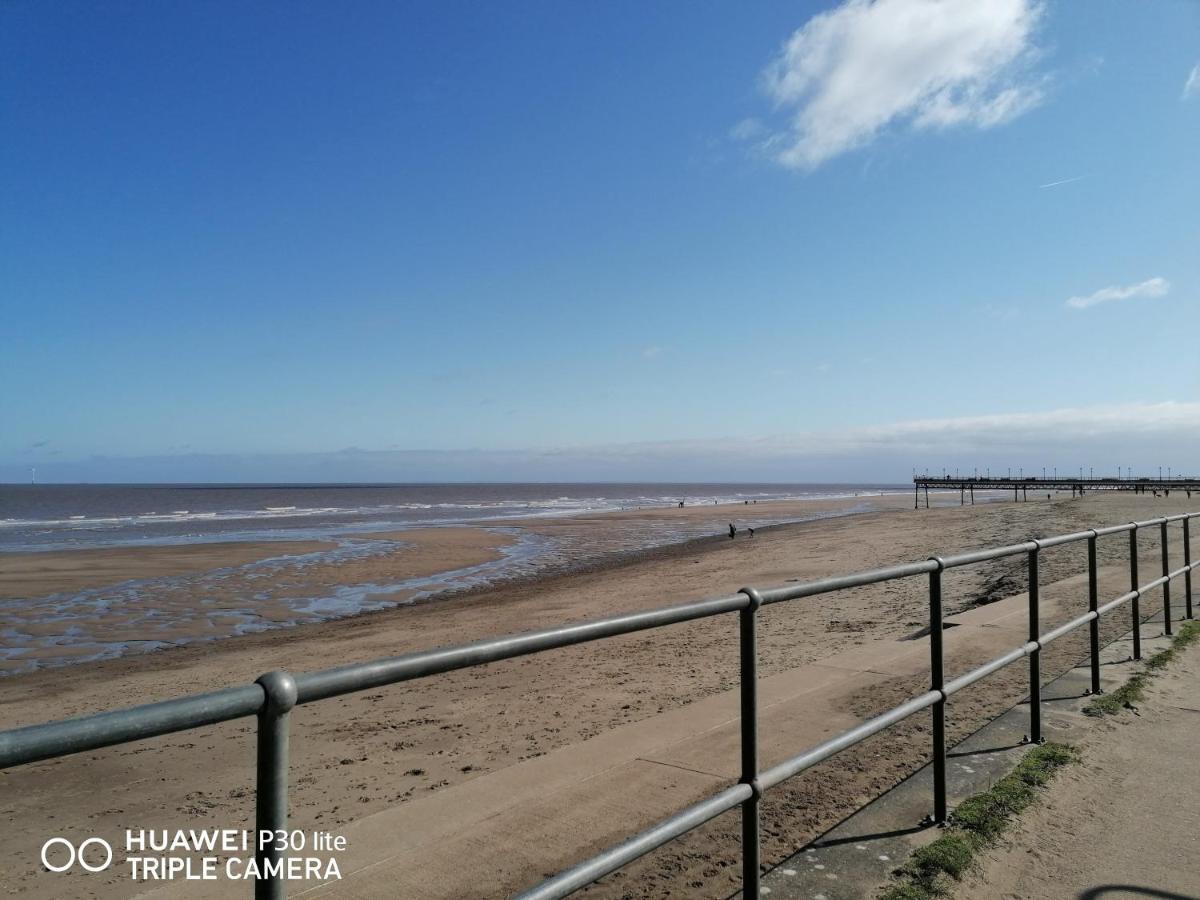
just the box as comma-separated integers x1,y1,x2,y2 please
0,540,333,600
0,491,1186,897
0,527,519,674
0,493,913,674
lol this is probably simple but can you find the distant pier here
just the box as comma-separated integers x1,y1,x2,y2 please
913,474,1200,508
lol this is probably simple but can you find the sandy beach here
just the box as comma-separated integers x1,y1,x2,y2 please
0,491,1189,897
0,492,916,675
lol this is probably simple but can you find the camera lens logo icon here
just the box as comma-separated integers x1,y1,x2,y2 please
41,837,113,873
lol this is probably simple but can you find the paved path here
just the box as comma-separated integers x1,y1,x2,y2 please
761,610,1186,900
145,565,1149,900
959,634,1200,900
290,573,1066,900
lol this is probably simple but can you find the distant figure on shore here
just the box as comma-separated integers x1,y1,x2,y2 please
678,501,684,508
748,527,755,538
728,523,736,539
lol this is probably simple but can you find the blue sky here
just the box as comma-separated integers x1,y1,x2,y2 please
2,1,1198,482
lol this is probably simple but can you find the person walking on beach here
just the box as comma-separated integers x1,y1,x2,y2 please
748,527,755,538
728,523,736,539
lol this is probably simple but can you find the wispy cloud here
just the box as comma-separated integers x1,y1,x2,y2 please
729,118,766,142
641,345,664,359
570,402,1200,459
1066,277,1170,311
1183,64,1200,100
1039,174,1086,189
754,0,1047,170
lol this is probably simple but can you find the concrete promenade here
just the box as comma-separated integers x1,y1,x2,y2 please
290,574,1070,899
146,563,1188,900
300,568,1093,898
762,609,1194,899
960,632,1200,900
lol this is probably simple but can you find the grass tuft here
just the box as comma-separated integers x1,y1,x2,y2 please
1084,620,1200,716
877,742,1077,900
881,619,1200,898
879,882,944,900
906,833,976,880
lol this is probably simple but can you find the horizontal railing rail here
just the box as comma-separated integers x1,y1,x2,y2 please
0,512,1196,899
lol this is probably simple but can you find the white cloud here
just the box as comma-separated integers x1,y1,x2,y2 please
756,0,1046,170
1184,64,1200,100
1039,175,1086,189
561,402,1200,463
815,402,1200,451
1066,277,1170,311
641,345,664,359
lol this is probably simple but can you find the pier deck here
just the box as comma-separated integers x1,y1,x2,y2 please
914,475,1200,508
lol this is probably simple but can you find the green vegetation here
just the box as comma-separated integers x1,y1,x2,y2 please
1082,672,1149,716
878,743,1077,900
881,619,1200,898
1084,620,1200,717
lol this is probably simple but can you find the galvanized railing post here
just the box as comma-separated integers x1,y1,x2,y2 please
737,589,763,899
255,671,298,900
1130,525,1142,660
1027,543,1042,744
928,559,947,824
1087,531,1101,695
1161,519,1173,637
1185,515,1194,620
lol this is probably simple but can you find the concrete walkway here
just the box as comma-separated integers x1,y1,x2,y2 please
145,565,1139,899
288,574,1067,900
299,569,1099,899
761,609,1187,899
959,632,1200,900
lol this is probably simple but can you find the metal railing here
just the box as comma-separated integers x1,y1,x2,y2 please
1,512,1196,899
